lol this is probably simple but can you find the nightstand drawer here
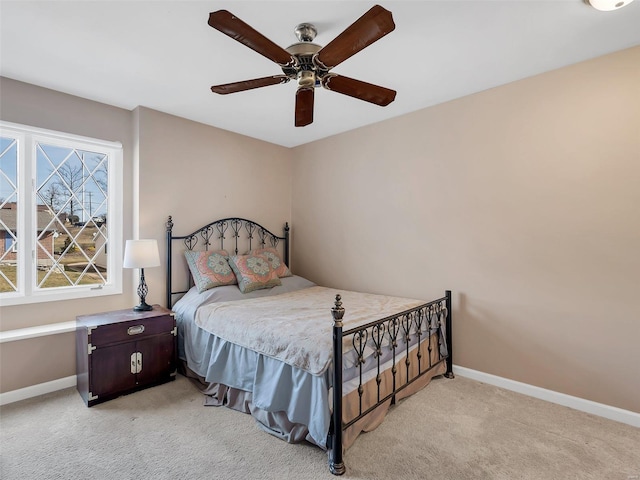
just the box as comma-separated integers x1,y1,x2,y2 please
89,314,174,347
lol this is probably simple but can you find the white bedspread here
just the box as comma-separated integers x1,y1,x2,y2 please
194,286,425,376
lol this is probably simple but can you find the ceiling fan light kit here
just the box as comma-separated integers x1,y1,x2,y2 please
207,5,397,127
586,0,635,10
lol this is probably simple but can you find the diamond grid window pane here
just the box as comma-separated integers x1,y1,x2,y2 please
35,142,109,289
0,136,19,293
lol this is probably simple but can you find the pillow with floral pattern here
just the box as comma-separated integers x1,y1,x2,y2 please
247,247,292,278
184,250,237,293
228,254,282,293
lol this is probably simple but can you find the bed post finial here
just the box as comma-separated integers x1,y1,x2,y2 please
166,216,173,233
331,294,345,328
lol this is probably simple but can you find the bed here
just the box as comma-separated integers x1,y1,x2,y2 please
165,216,453,475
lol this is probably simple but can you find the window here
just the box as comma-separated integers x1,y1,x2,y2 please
0,121,123,305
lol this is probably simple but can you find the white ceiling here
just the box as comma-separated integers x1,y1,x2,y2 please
1,1,639,148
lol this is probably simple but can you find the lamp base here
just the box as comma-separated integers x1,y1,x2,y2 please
133,302,153,312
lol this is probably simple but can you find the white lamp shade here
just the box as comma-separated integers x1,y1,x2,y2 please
123,239,160,269
588,0,635,11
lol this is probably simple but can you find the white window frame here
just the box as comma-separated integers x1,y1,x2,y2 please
0,120,123,306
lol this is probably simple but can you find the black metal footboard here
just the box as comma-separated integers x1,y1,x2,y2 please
328,290,453,475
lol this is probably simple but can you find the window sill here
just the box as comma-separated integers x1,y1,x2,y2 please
0,284,122,307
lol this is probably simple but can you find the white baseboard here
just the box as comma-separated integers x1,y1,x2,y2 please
0,375,77,406
1,367,638,430
453,365,640,428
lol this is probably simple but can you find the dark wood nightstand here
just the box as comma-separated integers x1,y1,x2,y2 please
76,305,176,407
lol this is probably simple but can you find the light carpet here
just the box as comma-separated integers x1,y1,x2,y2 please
1,375,638,480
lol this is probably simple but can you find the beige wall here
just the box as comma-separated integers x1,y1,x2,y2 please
0,78,135,392
0,333,76,389
134,107,293,307
291,46,640,413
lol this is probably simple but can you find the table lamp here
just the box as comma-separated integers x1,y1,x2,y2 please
123,239,160,311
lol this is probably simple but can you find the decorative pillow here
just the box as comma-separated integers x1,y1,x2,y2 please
184,250,237,293
228,254,282,293
247,247,292,278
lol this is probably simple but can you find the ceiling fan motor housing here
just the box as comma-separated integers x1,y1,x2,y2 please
284,40,324,87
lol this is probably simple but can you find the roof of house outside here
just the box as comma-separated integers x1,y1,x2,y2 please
0,208,60,232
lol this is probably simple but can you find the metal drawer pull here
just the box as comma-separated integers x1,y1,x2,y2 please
127,325,145,335
130,352,143,374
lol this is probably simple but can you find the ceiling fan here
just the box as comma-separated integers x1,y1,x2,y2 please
208,5,396,127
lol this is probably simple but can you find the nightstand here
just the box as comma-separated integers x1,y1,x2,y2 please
76,305,176,407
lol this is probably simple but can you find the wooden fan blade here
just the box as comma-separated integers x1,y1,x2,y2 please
322,74,396,106
211,75,290,95
315,5,395,70
295,87,314,127
208,10,295,67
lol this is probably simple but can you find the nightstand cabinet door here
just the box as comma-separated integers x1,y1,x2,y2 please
135,333,175,387
90,343,139,398
76,305,176,407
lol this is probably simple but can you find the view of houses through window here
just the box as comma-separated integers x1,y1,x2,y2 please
0,124,120,300
0,136,18,292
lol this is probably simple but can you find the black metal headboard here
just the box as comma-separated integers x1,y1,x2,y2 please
165,216,289,308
